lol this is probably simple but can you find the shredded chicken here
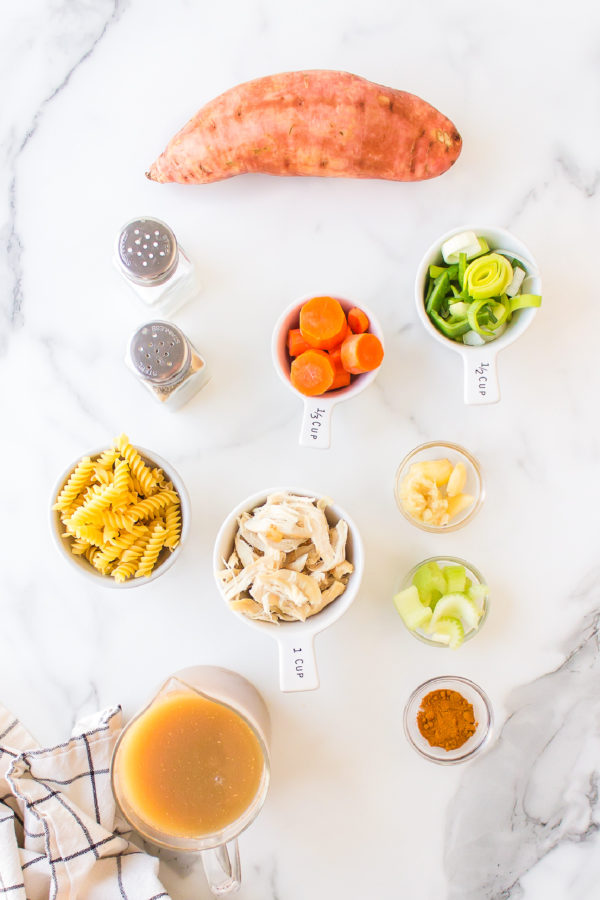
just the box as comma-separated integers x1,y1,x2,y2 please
219,492,354,623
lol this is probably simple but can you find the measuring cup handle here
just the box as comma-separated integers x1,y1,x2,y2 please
277,634,319,692
299,398,333,448
201,840,241,895
462,350,500,405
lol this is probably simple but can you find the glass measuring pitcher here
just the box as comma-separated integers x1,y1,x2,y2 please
111,666,270,895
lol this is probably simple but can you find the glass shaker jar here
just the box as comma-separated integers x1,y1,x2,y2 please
125,321,209,410
115,216,199,317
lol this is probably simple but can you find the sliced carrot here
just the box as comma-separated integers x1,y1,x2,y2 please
347,307,369,334
328,346,343,369
330,367,351,390
290,349,335,396
287,328,311,357
327,347,351,390
299,296,347,351
340,333,384,374
325,323,351,355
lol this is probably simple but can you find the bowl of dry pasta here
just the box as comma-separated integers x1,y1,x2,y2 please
50,434,190,588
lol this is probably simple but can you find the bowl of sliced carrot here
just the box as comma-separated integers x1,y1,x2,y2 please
272,294,384,449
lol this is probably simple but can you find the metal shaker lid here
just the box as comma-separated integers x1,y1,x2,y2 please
129,321,190,386
117,217,178,285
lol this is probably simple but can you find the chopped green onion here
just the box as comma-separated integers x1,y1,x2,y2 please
458,251,467,289
426,271,450,314
467,299,496,336
423,235,541,345
429,264,447,279
464,253,513,300
509,293,542,313
430,310,471,338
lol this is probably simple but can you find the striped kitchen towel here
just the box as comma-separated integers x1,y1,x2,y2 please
0,704,170,900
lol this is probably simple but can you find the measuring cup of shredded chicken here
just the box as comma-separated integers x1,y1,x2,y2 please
217,492,354,623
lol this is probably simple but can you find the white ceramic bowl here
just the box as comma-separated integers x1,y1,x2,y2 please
213,487,364,691
272,295,384,448
415,225,542,404
50,445,190,589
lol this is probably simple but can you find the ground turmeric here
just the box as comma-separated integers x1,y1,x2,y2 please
417,689,477,751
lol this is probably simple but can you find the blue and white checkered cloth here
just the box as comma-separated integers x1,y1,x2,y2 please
0,704,171,900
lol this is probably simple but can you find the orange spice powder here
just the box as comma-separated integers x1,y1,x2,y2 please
417,689,477,751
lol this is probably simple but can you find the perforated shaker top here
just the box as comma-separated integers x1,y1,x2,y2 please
129,321,190,386
117,217,178,285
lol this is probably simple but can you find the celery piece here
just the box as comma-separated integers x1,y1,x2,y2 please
393,585,432,630
443,565,467,593
429,616,465,649
467,583,489,604
431,593,482,631
412,562,447,603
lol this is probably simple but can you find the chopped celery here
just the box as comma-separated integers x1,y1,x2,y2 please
430,593,481,631
412,561,447,603
393,586,432,630
398,562,488,646
430,616,464,649
443,565,467,593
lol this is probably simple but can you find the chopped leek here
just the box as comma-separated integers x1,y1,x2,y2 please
423,234,541,345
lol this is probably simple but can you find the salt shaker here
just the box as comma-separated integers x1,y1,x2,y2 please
115,217,199,317
125,321,209,410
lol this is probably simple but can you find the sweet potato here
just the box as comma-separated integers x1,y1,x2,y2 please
147,70,461,184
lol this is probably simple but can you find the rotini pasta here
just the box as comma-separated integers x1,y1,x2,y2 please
135,524,167,578
164,503,181,549
53,458,95,511
54,435,182,583
114,434,159,498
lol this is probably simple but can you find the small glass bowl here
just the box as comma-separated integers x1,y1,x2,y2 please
403,675,493,765
394,440,484,533
397,556,489,648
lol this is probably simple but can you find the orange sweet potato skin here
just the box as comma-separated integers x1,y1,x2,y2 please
147,70,461,184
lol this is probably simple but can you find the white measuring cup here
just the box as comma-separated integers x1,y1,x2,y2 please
272,295,384,448
213,487,364,692
415,226,542,404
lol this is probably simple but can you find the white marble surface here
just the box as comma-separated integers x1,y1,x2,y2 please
1,0,599,897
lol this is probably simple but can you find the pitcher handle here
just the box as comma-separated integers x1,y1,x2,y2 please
462,349,500,405
299,398,334,448
201,840,241,895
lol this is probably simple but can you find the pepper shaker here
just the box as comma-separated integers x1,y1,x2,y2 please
125,321,209,410
115,216,199,317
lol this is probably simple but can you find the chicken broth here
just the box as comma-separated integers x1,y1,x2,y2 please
114,691,265,838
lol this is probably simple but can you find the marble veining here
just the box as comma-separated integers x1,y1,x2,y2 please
446,578,600,899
